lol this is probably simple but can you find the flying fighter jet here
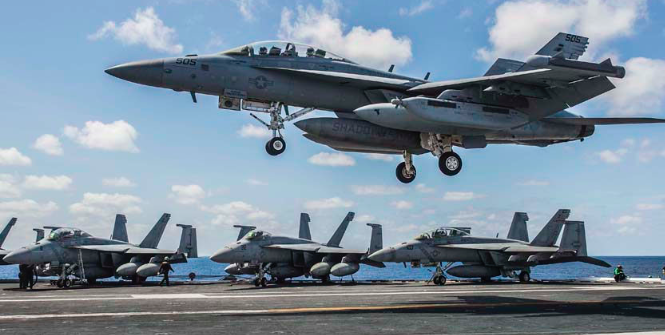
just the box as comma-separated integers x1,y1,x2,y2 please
4,213,198,287
0,218,17,265
368,209,610,285
210,212,384,286
106,33,664,183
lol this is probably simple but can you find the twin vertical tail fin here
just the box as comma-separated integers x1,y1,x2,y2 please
536,32,589,60
327,212,354,247
543,220,611,268
233,225,257,241
366,223,383,255
530,209,570,247
507,212,529,242
0,218,16,248
111,214,129,242
176,224,198,258
299,213,312,240
139,213,170,249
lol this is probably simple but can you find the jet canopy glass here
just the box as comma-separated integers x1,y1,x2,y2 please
414,227,471,240
244,230,270,240
47,228,90,241
221,41,356,64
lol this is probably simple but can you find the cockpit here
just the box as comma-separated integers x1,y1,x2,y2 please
414,227,471,240
221,41,356,64
243,230,270,240
47,228,90,241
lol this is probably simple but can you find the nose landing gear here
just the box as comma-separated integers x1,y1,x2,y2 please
248,103,315,156
396,151,417,184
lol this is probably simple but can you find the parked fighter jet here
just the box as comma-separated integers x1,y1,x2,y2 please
211,212,384,286
4,214,198,287
106,33,664,183
368,209,610,285
0,218,17,265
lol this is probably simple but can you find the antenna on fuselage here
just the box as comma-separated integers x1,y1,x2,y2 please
424,72,431,80
388,64,395,73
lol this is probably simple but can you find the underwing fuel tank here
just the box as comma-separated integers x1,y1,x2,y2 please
269,265,305,278
330,262,360,277
116,262,143,276
447,265,501,278
294,117,422,152
310,262,334,277
136,263,160,277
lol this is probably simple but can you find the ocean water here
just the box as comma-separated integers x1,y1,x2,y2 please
1,256,663,282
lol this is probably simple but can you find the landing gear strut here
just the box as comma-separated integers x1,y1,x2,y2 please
396,151,416,184
249,103,315,156
428,262,454,286
253,263,271,288
518,271,531,283
421,133,464,177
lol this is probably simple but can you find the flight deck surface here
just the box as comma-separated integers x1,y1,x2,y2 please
0,281,664,334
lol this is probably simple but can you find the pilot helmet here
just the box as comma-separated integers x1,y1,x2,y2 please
164,257,170,261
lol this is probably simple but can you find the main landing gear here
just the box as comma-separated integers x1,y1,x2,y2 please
249,102,315,156
518,270,531,283
253,263,271,288
395,134,464,184
429,262,454,286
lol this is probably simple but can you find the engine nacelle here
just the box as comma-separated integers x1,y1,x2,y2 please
330,262,360,277
269,265,305,279
447,265,501,278
309,262,333,277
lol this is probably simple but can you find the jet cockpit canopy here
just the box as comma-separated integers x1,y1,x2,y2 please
414,227,471,240
47,228,90,241
221,41,356,64
244,230,271,240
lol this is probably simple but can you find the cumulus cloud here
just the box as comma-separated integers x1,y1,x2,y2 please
391,200,413,210
0,199,59,218
415,183,435,193
246,178,267,186
308,152,355,167
443,192,485,201
69,193,142,218
476,0,646,62
517,179,550,186
278,0,412,69
22,175,72,190
636,203,663,211
363,153,394,162
611,214,642,235
351,185,404,196
64,120,139,153
398,1,434,17
605,57,665,116
88,7,183,54
354,214,375,222
238,124,271,139
304,197,354,210
0,174,21,199
202,201,275,227
102,177,136,188
169,184,206,205
234,0,264,21
0,148,31,166
33,134,63,156
597,148,627,164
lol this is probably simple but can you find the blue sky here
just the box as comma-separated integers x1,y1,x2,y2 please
0,0,664,256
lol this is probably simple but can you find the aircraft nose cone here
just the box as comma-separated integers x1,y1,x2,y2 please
294,119,321,135
3,248,32,264
368,248,395,262
105,59,164,87
210,248,234,263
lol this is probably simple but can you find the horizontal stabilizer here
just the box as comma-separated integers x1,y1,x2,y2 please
545,117,665,125
537,256,611,268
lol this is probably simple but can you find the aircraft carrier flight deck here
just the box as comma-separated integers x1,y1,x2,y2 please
1,280,664,335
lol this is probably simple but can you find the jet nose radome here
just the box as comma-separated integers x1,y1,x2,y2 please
105,59,164,87
3,248,32,264
210,247,234,263
368,248,396,262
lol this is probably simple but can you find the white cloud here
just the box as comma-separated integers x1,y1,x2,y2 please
476,0,646,62
102,177,136,188
597,148,627,164
308,152,356,167
398,1,434,17
69,193,142,217
517,179,550,186
363,153,394,162
304,197,354,210
278,0,412,69
237,124,271,139
22,175,72,190
169,184,206,205
203,201,275,227
636,203,663,211
458,7,473,19
0,199,59,218
610,215,642,225
355,214,375,222
415,183,435,193
33,134,63,156
443,192,485,201
88,7,183,54
351,185,404,196
234,0,263,21
391,200,413,210
64,120,139,153
0,148,32,166
0,174,21,199
246,178,267,186
605,57,665,116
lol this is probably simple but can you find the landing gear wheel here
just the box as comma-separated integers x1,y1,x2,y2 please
396,162,416,184
254,278,260,287
433,276,441,285
519,271,530,283
56,279,64,288
260,277,268,287
439,152,462,176
266,137,286,156
63,278,72,288
437,275,447,286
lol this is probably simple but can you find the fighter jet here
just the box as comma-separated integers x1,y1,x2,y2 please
210,212,384,286
368,209,610,285
4,213,198,287
0,218,17,265
106,33,664,183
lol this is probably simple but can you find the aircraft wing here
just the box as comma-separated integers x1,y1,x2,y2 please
265,244,365,254
436,243,559,253
316,246,366,255
254,66,418,89
72,245,176,255
408,69,551,95
544,117,665,125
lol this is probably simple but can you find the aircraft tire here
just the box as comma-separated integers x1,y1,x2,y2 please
519,271,530,283
63,278,72,288
438,276,447,286
56,279,64,288
439,152,462,176
260,278,268,287
266,137,286,156
433,276,441,285
396,162,416,184
254,278,260,287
